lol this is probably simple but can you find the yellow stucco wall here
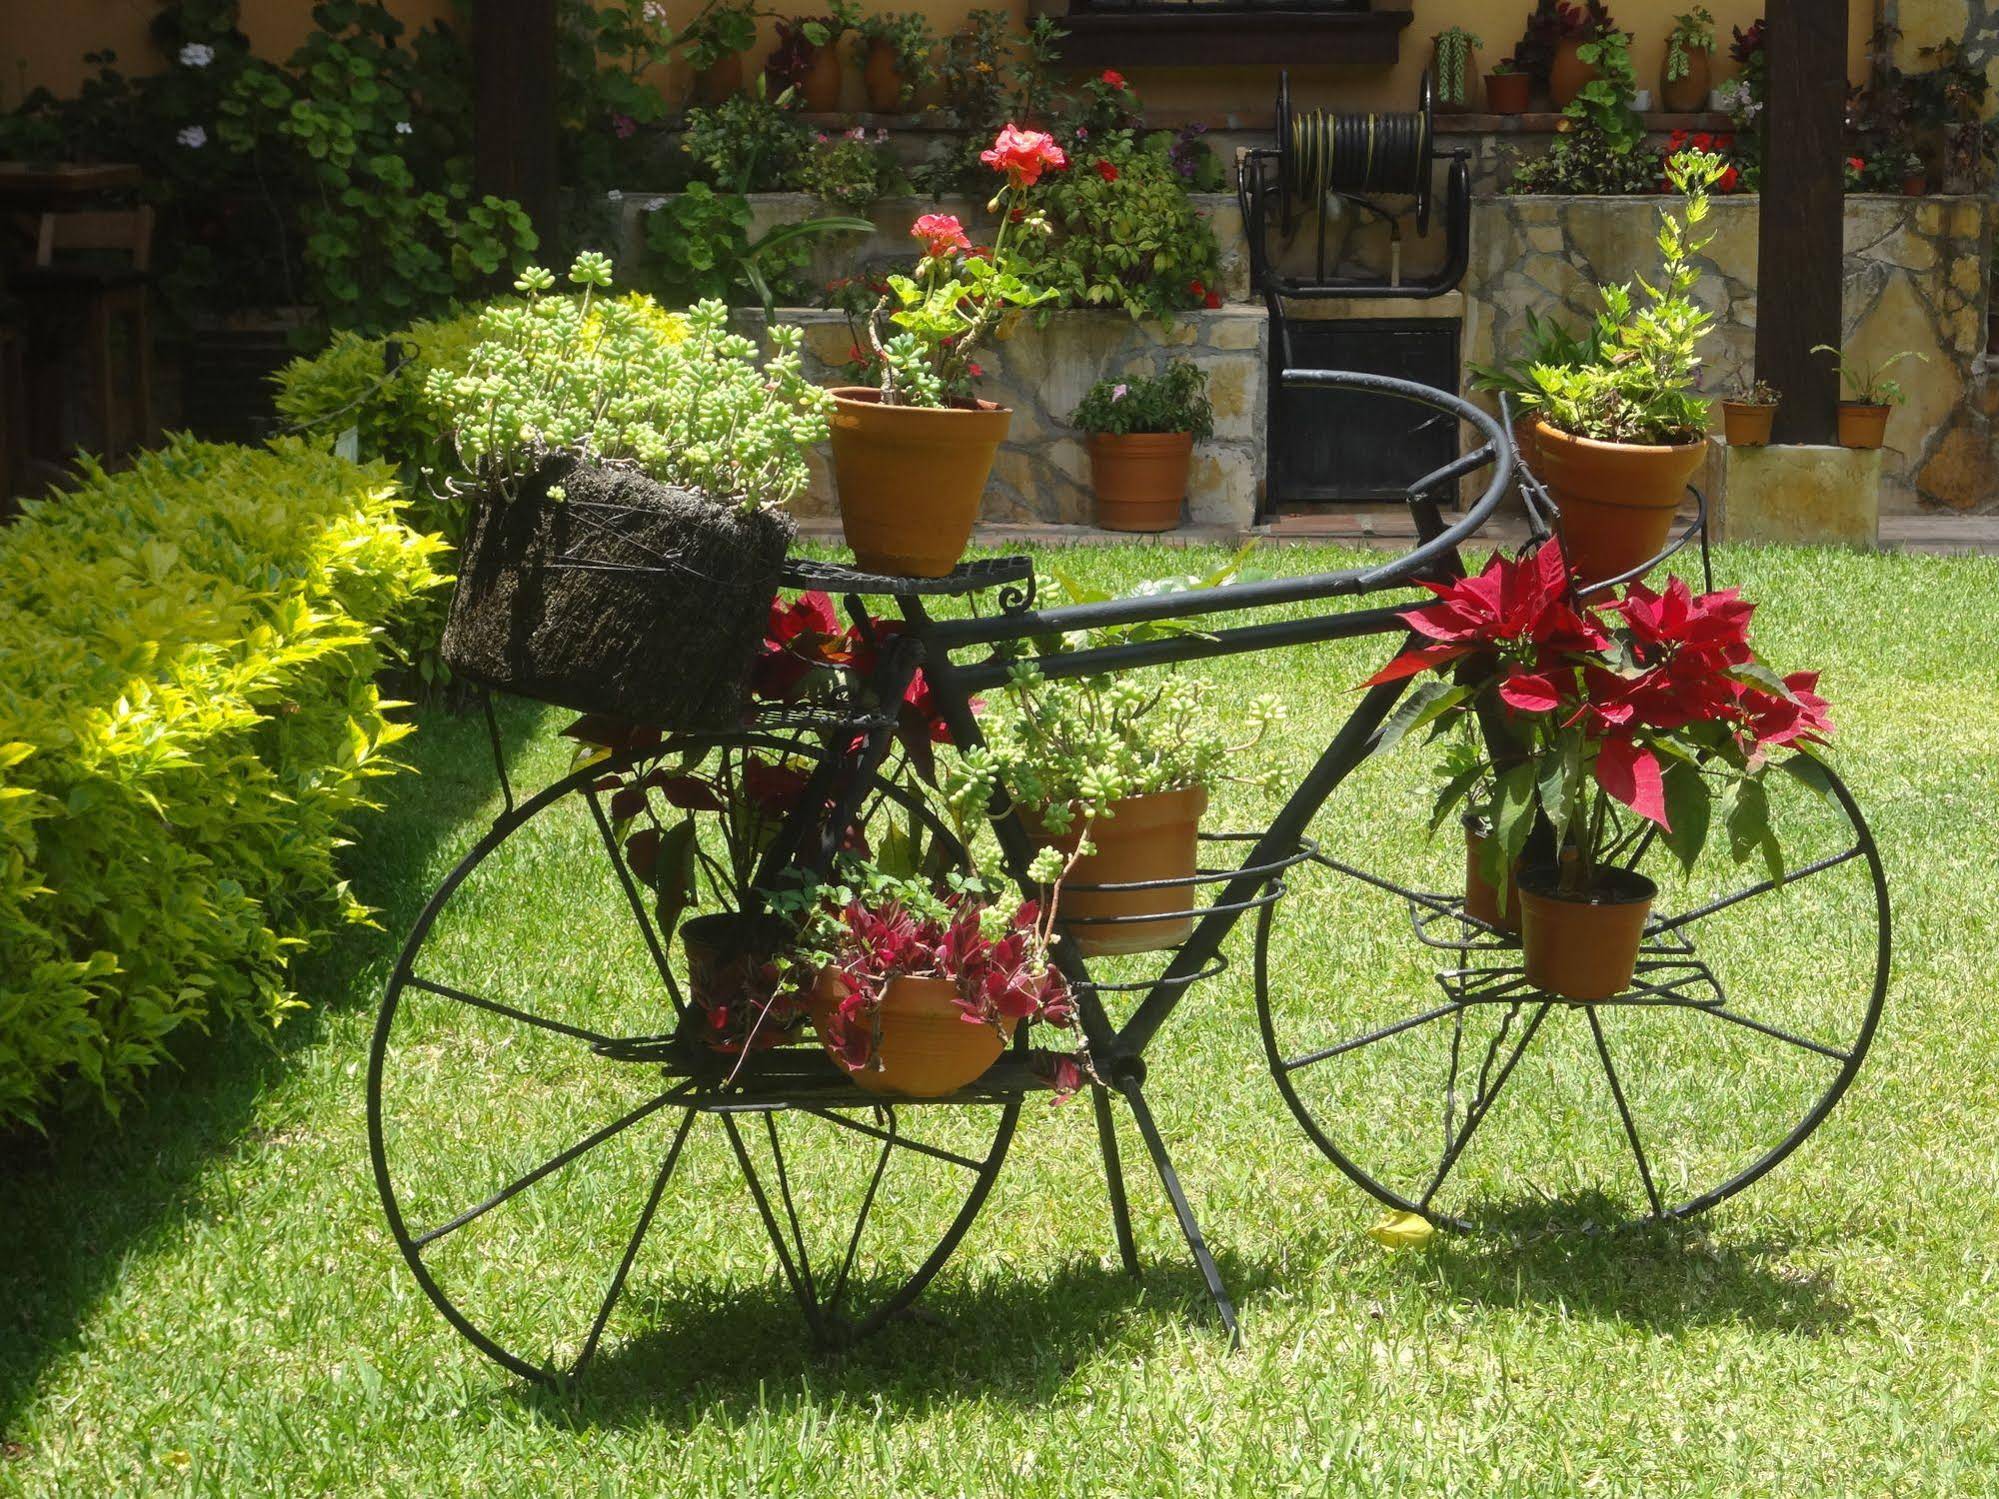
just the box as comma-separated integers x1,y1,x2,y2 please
9,1,1887,117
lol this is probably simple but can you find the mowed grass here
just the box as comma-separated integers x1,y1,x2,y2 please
4,541,1998,1497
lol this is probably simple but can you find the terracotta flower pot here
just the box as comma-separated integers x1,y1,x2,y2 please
1485,71,1531,114
809,973,1011,1097
1837,403,1892,449
1025,785,1208,956
862,39,906,113
827,387,1010,577
1901,173,1928,197
1530,420,1704,585
1659,48,1711,113
1462,819,1518,934
1549,37,1597,109
1517,865,1657,1002
1721,401,1777,446
800,46,844,112
693,51,742,106
682,912,794,1053
1087,432,1192,532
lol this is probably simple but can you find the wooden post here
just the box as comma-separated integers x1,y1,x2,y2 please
1753,0,1847,445
474,0,559,249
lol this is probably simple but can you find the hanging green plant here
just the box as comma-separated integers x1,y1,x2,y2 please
1433,27,1484,107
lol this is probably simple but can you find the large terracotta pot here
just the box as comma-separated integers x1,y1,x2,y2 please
1517,866,1657,1002
1024,785,1207,956
693,51,742,105
827,387,1010,577
809,974,1011,1097
1531,420,1704,585
1485,71,1532,114
1462,819,1518,935
1721,401,1777,446
1549,37,1597,109
800,46,844,112
1659,47,1711,113
1837,403,1892,449
1087,432,1192,532
862,39,906,112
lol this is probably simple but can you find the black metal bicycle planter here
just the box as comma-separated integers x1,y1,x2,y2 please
368,372,1889,1384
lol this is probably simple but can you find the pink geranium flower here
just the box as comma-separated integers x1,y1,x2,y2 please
980,123,1068,187
911,212,971,258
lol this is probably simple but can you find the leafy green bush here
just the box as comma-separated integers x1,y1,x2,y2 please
0,439,445,1128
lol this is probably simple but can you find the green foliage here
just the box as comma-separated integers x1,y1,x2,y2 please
556,0,682,200
681,86,813,193
852,12,937,104
1069,361,1214,439
1019,139,1224,325
0,438,444,1129
1508,118,1661,194
426,256,830,511
639,185,870,315
1433,27,1483,106
1812,344,1928,406
1521,150,1725,444
218,0,538,337
1566,30,1643,155
1468,308,1604,408
681,0,760,73
1665,7,1715,81
797,127,908,212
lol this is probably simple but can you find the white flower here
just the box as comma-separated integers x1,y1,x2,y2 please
394,120,413,135
643,0,667,21
177,125,208,149
179,43,214,68
1111,383,1128,401
645,197,667,212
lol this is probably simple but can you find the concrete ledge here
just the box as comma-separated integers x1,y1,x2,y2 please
1714,441,1884,548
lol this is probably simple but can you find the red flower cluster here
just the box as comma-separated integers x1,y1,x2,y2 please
1187,278,1223,310
1099,69,1127,90
981,123,1068,188
1095,158,1120,183
818,898,1075,1072
1664,131,1740,193
1367,541,1832,829
911,212,972,259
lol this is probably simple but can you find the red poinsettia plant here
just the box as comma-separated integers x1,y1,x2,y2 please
1366,539,1834,900
861,123,1066,407
771,863,1076,1078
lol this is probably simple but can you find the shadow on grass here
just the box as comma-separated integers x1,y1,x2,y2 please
1420,1191,1851,1336
523,1245,1273,1429
0,696,543,1435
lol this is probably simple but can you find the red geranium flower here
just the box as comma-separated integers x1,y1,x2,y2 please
981,123,1067,187
1095,158,1120,182
1719,165,1740,193
1100,69,1127,89
911,212,971,258
1204,287,1223,309
1691,132,1714,151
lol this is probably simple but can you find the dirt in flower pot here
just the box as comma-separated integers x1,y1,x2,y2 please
441,456,793,728
1516,864,1657,1002
808,973,1012,1097
1023,785,1208,956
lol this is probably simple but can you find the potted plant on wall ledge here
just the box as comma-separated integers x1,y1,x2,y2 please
1518,148,1724,584
1366,539,1836,1000
854,11,935,113
682,0,761,105
1660,7,1714,113
1720,376,1780,445
1486,58,1532,115
829,125,1066,577
1434,27,1484,113
1815,344,1925,449
764,1,859,111
1069,361,1214,532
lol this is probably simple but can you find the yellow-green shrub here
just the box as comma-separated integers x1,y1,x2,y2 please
0,438,446,1128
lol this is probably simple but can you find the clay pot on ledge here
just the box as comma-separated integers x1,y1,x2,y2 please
808,973,1011,1098
1024,785,1208,956
800,46,844,112
1517,865,1657,1002
1658,48,1711,113
1087,431,1193,532
692,51,742,106
862,40,906,113
1901,172,1928,197
1549,37,1597,109
1721,400,1778,446
1837,403,1892,450
1485,71,1532,114
826,386,1011,577
1529,419,1704,586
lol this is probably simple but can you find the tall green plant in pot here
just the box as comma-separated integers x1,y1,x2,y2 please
1069,362,1214,532
828,124,1065,577
1518,148,1723,586
1433,27,1484,111
428,253,830,727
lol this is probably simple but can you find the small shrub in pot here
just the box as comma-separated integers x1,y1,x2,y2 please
1814,343,1925,450
1720,376,1780,446
1069,361,1215,533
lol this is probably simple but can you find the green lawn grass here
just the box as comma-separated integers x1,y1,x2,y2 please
5,541,1998,1497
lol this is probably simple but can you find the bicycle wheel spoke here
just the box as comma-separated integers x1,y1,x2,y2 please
828,1111,897,1315
1699,1005,1851,1062
764,1113,819,1305
1283,998,1467,1073
1416,1001,1550,1213
1586,1008,1663,1218
1649,844,1864,937
402,974,618,1048
571,1108,696,1378
720,1114,817,1323
585,786,686,1017
803,1105,989,1172
409,1083,692,1251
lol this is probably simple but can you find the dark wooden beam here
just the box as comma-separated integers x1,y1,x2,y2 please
474,0,559,248
1754,0,1846,445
